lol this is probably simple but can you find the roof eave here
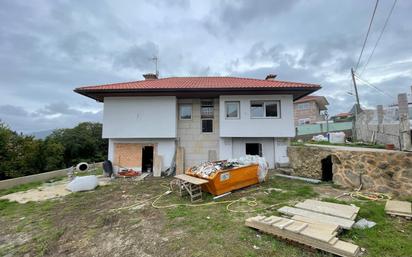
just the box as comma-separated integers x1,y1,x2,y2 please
74,86,321,102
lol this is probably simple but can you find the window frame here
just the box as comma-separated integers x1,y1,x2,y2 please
200,100,214,119
201,119,213,133
225,101,240,119
179,103,192,120
250,100,281,119
297,102,311,110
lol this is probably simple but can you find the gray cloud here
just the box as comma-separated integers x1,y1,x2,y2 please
0,0,411,133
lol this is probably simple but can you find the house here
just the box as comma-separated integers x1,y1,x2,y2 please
331,112,353,123
75,74,320,175
293,95,328,125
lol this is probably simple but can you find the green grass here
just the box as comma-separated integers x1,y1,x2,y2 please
0,175,411,257
305,140,385,149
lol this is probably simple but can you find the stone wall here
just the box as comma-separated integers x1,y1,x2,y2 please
288,145,412,197
177,98,220,169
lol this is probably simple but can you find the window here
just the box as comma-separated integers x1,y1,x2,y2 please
201,100,214,118
250,101,280,118
225,101,240,119
246,143,262,157
202,119,213,133
179,104,192,120
297,102,310,110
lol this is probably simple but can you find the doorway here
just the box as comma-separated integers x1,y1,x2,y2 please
246,143,262,157
142,146,154,172
321,155,333,181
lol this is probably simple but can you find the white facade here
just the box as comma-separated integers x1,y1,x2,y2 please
103,96,177,138
219,95,295,137
103,94,294,171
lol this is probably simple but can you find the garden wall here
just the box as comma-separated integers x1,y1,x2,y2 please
288,145,412,197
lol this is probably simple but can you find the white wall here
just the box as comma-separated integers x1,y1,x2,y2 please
219,137,290,168
219,95,295,137
232,138,275,168
108,138,176,171
103,96,177,138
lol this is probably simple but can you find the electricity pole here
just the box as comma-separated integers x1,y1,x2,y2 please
351,68,361,114
351,68,361,141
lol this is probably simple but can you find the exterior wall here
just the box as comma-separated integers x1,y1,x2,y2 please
102,96,177,139
219,137,289,168
177,98,220,169
219,95,295,137
293,101,323,125
108,138,175,172
288,145,412,197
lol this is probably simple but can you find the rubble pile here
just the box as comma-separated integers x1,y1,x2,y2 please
190,155,268,182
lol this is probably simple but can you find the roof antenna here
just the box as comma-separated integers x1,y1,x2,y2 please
150,55,159,77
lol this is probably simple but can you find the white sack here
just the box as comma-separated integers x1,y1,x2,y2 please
67,175,98,192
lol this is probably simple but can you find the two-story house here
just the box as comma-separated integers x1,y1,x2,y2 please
75,75,320,175
293,95,328,125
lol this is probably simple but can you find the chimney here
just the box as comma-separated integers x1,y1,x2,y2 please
265,74,277,80
143,73,158,80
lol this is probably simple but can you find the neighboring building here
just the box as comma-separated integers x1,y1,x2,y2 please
293,95,328,125
75,75,320,174
331,112,353,123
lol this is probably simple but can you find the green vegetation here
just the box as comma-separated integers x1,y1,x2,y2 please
0,121,107,180
0,176,411,256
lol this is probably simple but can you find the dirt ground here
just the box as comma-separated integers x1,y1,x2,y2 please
1,173,411,257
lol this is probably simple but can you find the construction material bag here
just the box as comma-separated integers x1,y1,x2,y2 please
67,175,98,192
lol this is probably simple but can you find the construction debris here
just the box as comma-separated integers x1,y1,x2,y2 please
385,200,412,219
353,218,376,229
245,215,360,257
189,155,268,182
67,175,98,192
278,199,359,230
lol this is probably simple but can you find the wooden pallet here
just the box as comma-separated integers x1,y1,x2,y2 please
174,174,208,203
245,215,360,257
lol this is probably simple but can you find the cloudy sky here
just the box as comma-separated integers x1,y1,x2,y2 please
1,0,411,133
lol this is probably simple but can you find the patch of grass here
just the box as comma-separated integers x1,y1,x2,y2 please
0,181,43,197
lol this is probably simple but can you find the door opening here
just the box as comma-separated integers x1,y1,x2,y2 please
321,155,333,181
142,146,154,172
246,143,262,157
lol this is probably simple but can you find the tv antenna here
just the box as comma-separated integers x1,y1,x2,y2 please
150,56,159,77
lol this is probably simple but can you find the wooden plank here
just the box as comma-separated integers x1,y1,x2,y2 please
174,174,208,185
278,206,355,229
295,200,358,220
292,215,339,234
385,200,412,215
245,216,360,257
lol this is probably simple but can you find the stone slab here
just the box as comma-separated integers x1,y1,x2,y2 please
295,199,359,220
278,206,355,229
385,200,412,215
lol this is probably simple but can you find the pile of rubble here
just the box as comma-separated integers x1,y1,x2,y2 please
189,155,268,181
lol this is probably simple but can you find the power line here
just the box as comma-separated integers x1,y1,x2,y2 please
360,0,397,75
354,73,395,99
355,0,380,71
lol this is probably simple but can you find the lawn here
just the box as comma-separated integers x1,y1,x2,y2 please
0,173,411,257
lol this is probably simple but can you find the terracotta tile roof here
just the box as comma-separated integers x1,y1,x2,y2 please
75,76,320,91
294,95,325,103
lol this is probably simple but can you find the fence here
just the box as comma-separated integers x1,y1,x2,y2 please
296,121,352,136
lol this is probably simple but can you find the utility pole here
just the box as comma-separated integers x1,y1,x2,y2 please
351,68,361,141
351,68,361,114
